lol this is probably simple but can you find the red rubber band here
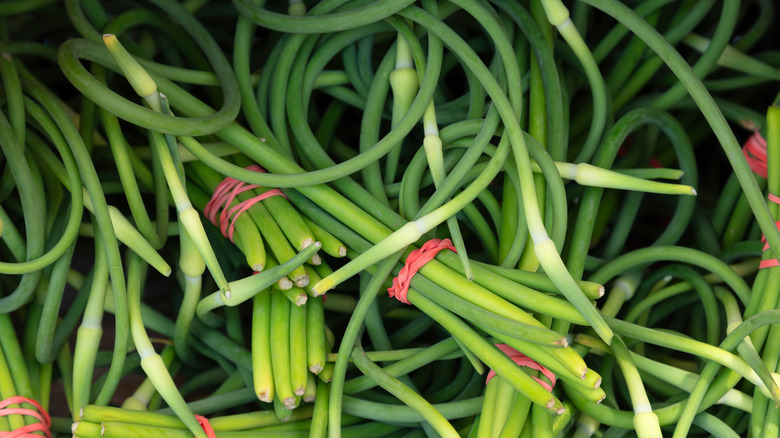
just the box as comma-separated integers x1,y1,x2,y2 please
742,131,768,178
742,131,780,268
203,165,286,243
388,238,456,304
195,414,216,438
485,344,557,392
760,221,780,269
759,194,780,269
0,396,51,438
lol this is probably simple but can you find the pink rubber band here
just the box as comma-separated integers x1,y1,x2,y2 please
742,131,768,178
388,239,456,305
0,396,51,438
195,414,216,438
485,344,557,392
203,165,286,243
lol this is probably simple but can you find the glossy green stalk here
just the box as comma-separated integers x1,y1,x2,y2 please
233,0,415,34
289,299,308,396
328,254,402,437
126,253,205,438
122,346,177,410
716,287,779,404
302,217,346,258
498,392,532,438
402,3,613,343
34,241,76,364
750,105,780,350
230,156,315,252
652,0,740,111
0,307,36,429
148,109,231,297
71,236,109,416
610,336,661,437
98,106,161,248
581,0,780,278
607,316,779,395
23,78,130,406
421,95,474,279
271,290,296,409
173,227,204,363
252,289,274,404
0,105,44,311
343,338,460,395
310,380,329,438
407,290,564,414
195,243,320,322
185,160,266,271
477,377,500,438
539,0,607,164
306,297,327,374
385,28,418,186
547,161,696,195
0,41,25,147
351,343,459,437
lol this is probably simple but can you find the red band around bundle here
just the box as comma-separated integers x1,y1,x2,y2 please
0,396,51,438
742,131,768,178
195,414,216,438
759,193,780,269
203,165,286,243
485,344,557,392
388,238,456,304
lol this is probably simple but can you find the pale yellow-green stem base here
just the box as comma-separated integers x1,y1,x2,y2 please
138,353,204,438
178,227,205,278
553,162,696,195
313,222,423,294
633,411,662,438
539,0,570,26
179,207,231,298
534,238,613,344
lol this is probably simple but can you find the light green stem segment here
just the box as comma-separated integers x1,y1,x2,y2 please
104,203,171,276
177,206,230,297
533,239,612,342
104,34,228,295
580,0,780,292
385,35,417,186
539,0,606,163
73,187,171,276
252,290,274,403
542,161,696,195
102,34,160,110
72,236,109,416
196,242,321,321
398,4,613,344
179,227,205,278
351,345,460,437
717,287,780,405
152,128,230,297
683,33,780,81
610,336,662,438
424,125,474,280
126,254,204,438
577,333,753,411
